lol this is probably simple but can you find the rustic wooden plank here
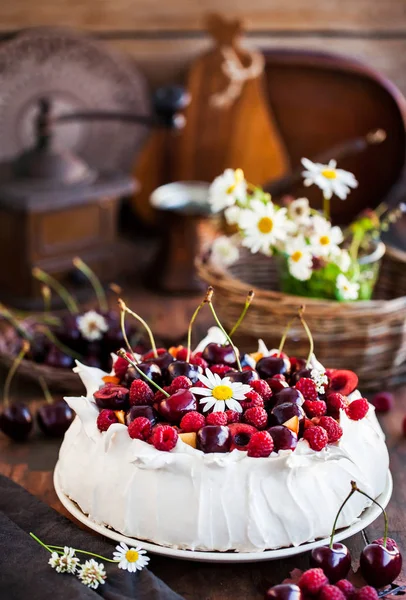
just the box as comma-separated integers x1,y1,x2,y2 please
0,0,406,32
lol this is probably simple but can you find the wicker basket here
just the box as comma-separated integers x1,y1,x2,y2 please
197,245,406,391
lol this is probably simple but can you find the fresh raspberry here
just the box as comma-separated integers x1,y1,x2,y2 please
169,376,192,393
295,377,318,401
355,587,378,600
372,537,398,551
176,347,188,361
206,412,228,426
151,424,178,451
96,409,118,432
298,568,328,595
303,400,327,418
303,425,328,451
228,423,258,450
335,580,355,599
225,409,241,424
250,379,273,402
129,379,154,406
346,398,369,421
319,585,346,600
114,354,131,380
240,390,264,411
244,406,268,429
318,416,343,442
180,411,205,432
190,355,208,370
154,386,172,403
247,431,274,457
128,417,152,441
370,391,394,413
327,392,347,417
210,364,233,376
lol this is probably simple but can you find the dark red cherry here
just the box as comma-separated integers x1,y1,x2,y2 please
93,385,129,410
167,361,203,384
126,405,158,426
274,387,304,406
257,356,289,379
124,362,162,389
267,425,297,452
196,425,231,453
269,402,305,428
228,423,257,450
226,369,259,385
265,583,302,600
37,400,75,437
202,343,237,367
144,349,175,374
44,346,74,369
0,404,33,441
157,389,197,424
359,542,402,587
310,543,352,583
290,367,312,385
267,377,289,394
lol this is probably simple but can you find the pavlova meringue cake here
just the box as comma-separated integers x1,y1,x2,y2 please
58,326,389,553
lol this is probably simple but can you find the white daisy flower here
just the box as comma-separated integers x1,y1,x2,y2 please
301,158,358,200
210,235,239,269
336,274,360,301
190,368,251,413
311,368,329,394
113,542,150,573
310,216,344,257
48,547,80,574
209,168,247,212
286,236,313,281
224,204,242,226
288,197,311,225
333,249,352,273
239,200,292,256
77,310,108,342
77,558,106,589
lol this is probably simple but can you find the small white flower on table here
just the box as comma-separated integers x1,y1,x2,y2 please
310,215,344,257
301,158,358,200
191,368,251,413
48,547,80,574
77,310,108,341
336,274,360,301
285,236,313,281
209,168,247,212
77,558,106,589
113,542,150,572
210,235,239,269
240,200,292,256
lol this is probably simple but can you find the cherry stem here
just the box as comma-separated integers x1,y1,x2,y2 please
117,349,170,397
278,315,298,356
38,376,54,406
329,486,356,549
228,290,254,339
351,481,389,548
41,285,51,313
298,307,314,368
3,340,30,408
186,288,212,363
32,268,79,315
206,289,242,371
73,257,108,313
118,299,158,359
119,307,138,363
38,326,83,361
0,304,32,341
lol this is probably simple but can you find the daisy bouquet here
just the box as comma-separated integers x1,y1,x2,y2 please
207,161,404,301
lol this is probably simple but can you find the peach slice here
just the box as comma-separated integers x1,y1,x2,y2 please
179,432,197,448
102,375,120,385
114,410,126,425
283,415,299,436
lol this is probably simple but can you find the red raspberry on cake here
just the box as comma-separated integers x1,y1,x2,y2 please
295,378,318,401
318,416,343,442
130,380,154,406
335,580,355,599
250,379,273,403
240,390,264,411
319,585,346,600
247,431,274,457
304,417,315,430
210,364,232,376
303,399,327,418
228,423,258,451
175,346,188,361
114,354,131,379
346,398,369,421
298,568,328,595
303,425,328,451
206,412,227,426
151,424,178,451
225,409,241,424
244,406,268,429
191,353,208,370
169,376,192,393
327,392,347,417
128,416,152,441
180,411,205,433
355,587,378,600
97,409,119,432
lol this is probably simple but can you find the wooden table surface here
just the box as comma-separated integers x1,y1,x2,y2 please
1,290,405,600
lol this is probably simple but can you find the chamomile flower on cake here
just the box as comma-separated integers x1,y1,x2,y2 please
301,158,358,200
77,310,108,341
191,368,251,413
310,215,344,257
336,273,360,301
285,236,313,281
209,168,247,212
239,200,292,256
113,542,150,572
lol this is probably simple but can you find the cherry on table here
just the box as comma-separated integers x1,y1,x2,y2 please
265,583,302,600
37,400,74,437
360,542,402,588
0,404,33,441
310,542,352,583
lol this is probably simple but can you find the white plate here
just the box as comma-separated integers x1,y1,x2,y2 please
54,464,392,564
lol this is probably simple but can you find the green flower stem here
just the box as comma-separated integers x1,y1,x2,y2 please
73,257,108,313
352,481,389,548
117,349,170,397
38,326,83,361
206,292,242,372
32,268,79,315
30,532,54,554
186,289,211,362
38,376,54,405
119,307,138,362
118,299,158,359
323,195,331,221
46,544,118,563
329,487,356,549
228,291,254,339
3,341,30,407
0,304,32,341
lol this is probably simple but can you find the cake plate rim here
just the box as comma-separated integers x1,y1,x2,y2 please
53,464,392,563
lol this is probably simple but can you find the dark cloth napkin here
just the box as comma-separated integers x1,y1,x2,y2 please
0,474,184,600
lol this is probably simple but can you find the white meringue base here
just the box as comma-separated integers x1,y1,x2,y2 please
59,362,389,553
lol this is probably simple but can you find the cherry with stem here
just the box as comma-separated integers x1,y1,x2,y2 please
73,257,108,313
186,289,211,363
32,267,79,315
228,290,255,339
118,298,158,359
206,287,242,372
117,349,170,397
